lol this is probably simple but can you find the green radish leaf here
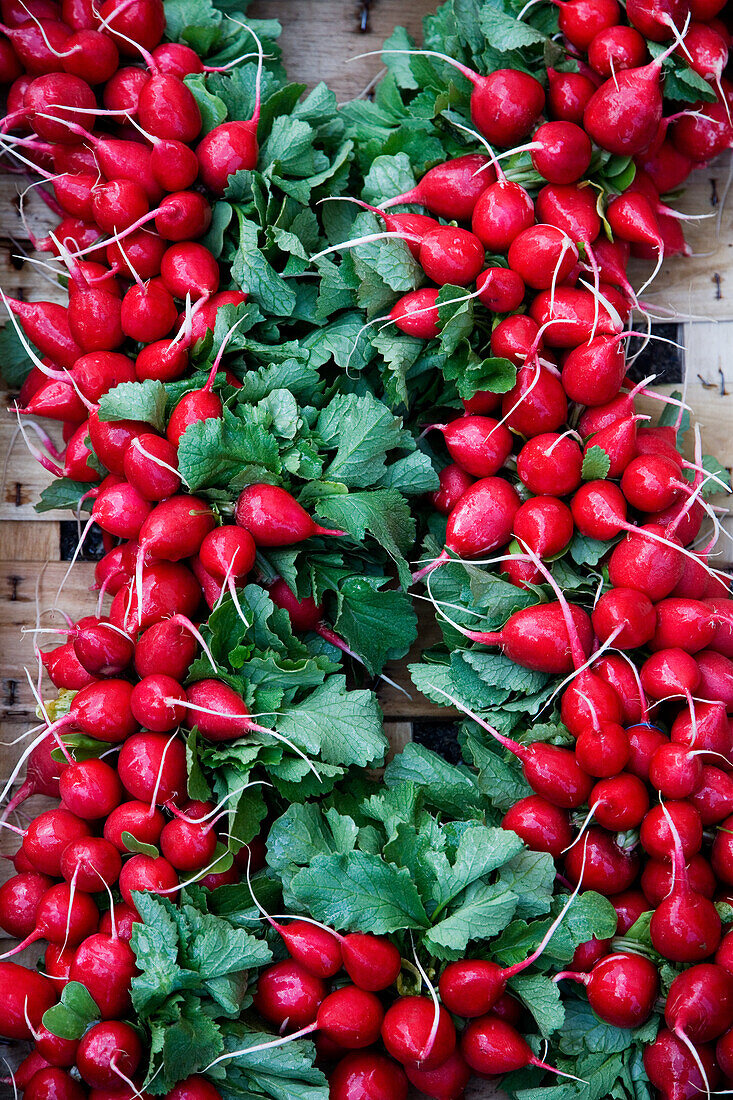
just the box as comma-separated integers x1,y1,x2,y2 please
42,982,100,1040
478,5,547,50
98,379,168,433
582,444,612,480
36,478,95,515
121,832,160,858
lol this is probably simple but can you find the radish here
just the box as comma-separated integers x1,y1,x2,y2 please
120,280,177,343
418,226,485,286
508,223,579,290
30,1025,78,1067
405,1050,471,1100
340,933,402,991
109,561,202,634
690,766,733,824
313,986,384,1049
381,996,456,1069
546,67,597,123
24,1068,85,1100
476,266,525,311
516,433,583,496
98,903,138,943
562,334,627,406
642,853,716,907
40,641,96,690
59,757,123,819
329,1053,407,1100
641,801,702,860
379,154,491,219
136,339,189,383
471,179,535,251
560,669,623,736
0,882,98,957
76,1020,143,1089
0,737,62,820
70,933,137,1018
500,363,568,436
666,964,733,1050
134,617,198,680
130,674,187,732
644,1029,719,1100
460,601,593,675
556,953,659,1028
414,477,520,580
592,587,656,649
1,295,81,368
0,872,53,939
426,416,513,478
235,483,345,546
59,837,122,891
589,773,649,829
0,962,55,1039
41,678,138,744
529,286,620,347
123,433,181,500
513,495,574,559
137,72,202,142
651,597,717,653
461,1016,577,1079
529,121,593,184
588,24,647,75
103,800,165,852
253,959,326,1029
430,464,474,515
167,1079,223,1100
107,229,167,280
593,654,646,725
117,731,187,804
22,807,91,876
491,314,542,362
160,801,218,871
44,943,75,987
388,288,441,338
671,699,730,759
648,742,703,799
88,410,151,474
0,20,71,75
502,795,574,857
626,0,688,40
575,722,631,778
118,853,179,908
564,827,639,894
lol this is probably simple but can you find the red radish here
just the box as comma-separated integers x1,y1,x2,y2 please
491,315,541,362
0,872,53,939
690,766,733,824
556,953,658,1028
671,700,730,760
103,800,165,852
137,495,216,562
592,587,656,649
644,1030,719,1100
136,339,189,383
593,654,645,726
642,854,716,907
0,738,62,820
1,296,81,368
502,795,574,857
98,905,138,944
588,773,649,829
588,25,647,75
70,933,136,1018
118,853,178,908
508,223,578,289
460,601,593,675
160,803,217,872
649,743,703,799
69,616,134,676
430,464,474,515
340,933,402,991
315,986,383,1049
418,226,485,286
60,837,121,892
516,433,583,496
612,889,648,933
427,416,512,478
44,944,74,987
45,678,138,744
641,801,703,860
134,617,198,680
471,180,535,251
91,180,149,234
123,434,181,500
379,154,491,219
167,1078,224,1100
461,1016,572,1078
651,839,722,961
0,961,55,1038
22,808,91,876
76,1020,143,1088
626,0,688,40
329,1053,407,1100
107,229,167,280
88,410,150,475
91,482,152,541
109,561,202,634
562,334,627,406
547,68,597,123
39,641,95,689
405,1050,471,1100
572,938,611,972
564,827,640,894
138,72,202,142
711,814,733,886
120,280,177,343
381,996,456,1069
6,1054,52,1090
130,674,187,732
254,960,326,1029
666,964,733,1044
414,477,520,580
652,598,717,653
0,20,71,75
117,731,187,804
529,121,593,184
575,723,630,778
389,288,441,338
59,758,123,819
1,882,98,955
24,1068,85,1100
235,483,345,546
513,496,574,558
476,266,525,311
500,364,568,436
560,669,623,737
535,182,601,250
529,286,620,347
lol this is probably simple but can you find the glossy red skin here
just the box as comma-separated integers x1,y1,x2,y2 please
547,68,596,123
22,808,91,876
60,837,121,892
69,352,136,403
235,483,332,547
592,588,656,650
66,679,138,743
443,477,520,558
275,921,342,978
390,154,492,219
405,1050,471,1100
562,335,626,406
612,889,648,934
690,766,733,824
591,774,649,829
139,495,216,562
91,179,148,234
107,230,167,281
627,0,687,39
329,1053,408,1100
134,619,197,681
471,69,545,147
483,603,593,678
92,483,151,541
649,598,717,654
476,266,525,312
517,434,583,497
389,288,441,338
33,883,98,947
717,928,733,975
253,960,326,1029
109,561,202,635
671,700,730,760
317,986,384,1048
584,63,663,156
641,801,703,861
24,377,88,423
536,182,601,244
123,434,181,501
621,452,682,512
576,723,630,778
471,180,535,251
712,815,733,886
59,759,123,820
184,679,252,741
0,872,53,938
166,387,223,448
588,25,647,76
513,496,573,558
718,1026,733,1079
103,801,165,853
645,1029,719,1100
155,191,212,241
341,933,402,991
641,646,701,701
431,464,474,515
491,315,541,362
587,953,658,1028
461,1015,534,1074
648,743,703,799
135,340,189,385
160,812,217,872
12,1053,52,1090
522,741,594,807
117,732,187,805
118,854,178,910
120,280,178,344
67,289,123,354
564,827,640,895
560,669,623,738
418,226,485,286
44,945,74,988
501,794,574,857
72,617,135,678
439,960,506,1017
381,996,456,1070
530,287,619,347
166,1078,222,1100
76,1020,143,1088
196,121,258,195
531,121,592,184
24,1067,86,1100
500,365,567,438
138,73,202,143
439,415,513,478
70,933,137,1018
642,854,716,907
673,99,732,162
571,480,627,539
573,937,612,972
666,964,733,1042
130,674,187,733
88,412,149,475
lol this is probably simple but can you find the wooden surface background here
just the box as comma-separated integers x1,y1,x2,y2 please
0,4,730,1097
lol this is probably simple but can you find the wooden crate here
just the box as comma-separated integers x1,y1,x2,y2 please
1,0,732,829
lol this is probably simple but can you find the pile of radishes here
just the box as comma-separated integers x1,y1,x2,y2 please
1,0,733,1094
